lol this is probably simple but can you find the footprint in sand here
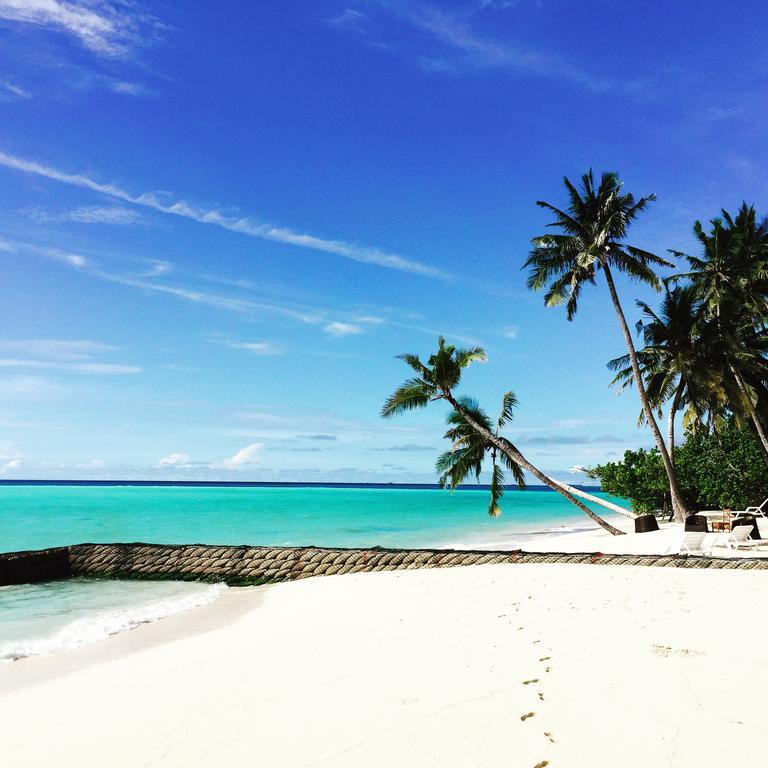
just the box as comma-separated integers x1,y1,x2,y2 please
521,712,536,721
652,644,704,658
522,679,539,685
533,761,549,768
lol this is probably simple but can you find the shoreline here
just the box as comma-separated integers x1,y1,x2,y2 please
2,562,767,766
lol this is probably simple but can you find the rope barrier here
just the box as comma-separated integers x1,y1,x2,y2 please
61,542,768,585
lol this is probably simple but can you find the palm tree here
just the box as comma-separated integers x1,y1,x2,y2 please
525,170,688,521
675,206,768,465
381,337,625,535
608,284,716,462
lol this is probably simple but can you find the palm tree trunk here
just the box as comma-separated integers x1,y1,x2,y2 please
445,393,625,536
668,379,685,466
730,366,768,470
548,479,636,519
602,264,688,522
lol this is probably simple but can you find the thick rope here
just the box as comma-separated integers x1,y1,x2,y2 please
60,542,768,585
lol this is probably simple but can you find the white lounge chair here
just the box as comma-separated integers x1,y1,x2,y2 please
713,525,765,551
673,531,711,556
732,499,768,519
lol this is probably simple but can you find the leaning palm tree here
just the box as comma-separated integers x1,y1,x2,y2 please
381,337,624,535
525,170,688,521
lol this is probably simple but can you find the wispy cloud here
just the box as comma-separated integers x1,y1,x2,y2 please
110,80,154,97
222,442,264,468
1,78,31,99
0,440,22,473
371,443,435,452
297,434,337,441
0,375,62,400
5,236,483,349
503,326,519,339
213,338,286,356
0,0,163,58
98,270,322,323
3,240,90,268
142,260,171,277
0,358,140,374
514,433,628,446
0,150,447,278
158,452,193,468
58,205,143,225
0,339,116,360
334,1,624,93
324,321,363,336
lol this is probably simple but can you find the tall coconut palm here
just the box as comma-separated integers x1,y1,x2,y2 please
675,206,768,464
608,284,722,465
381,337,625,535
525,170,688,520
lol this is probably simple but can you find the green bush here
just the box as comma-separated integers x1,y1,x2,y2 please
589,422,768,512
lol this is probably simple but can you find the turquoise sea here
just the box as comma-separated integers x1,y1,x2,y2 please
1,482,630,554
0,483,629,661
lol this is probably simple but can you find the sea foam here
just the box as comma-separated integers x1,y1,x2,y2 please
0,581,226,662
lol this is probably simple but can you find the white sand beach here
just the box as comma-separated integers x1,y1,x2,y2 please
2,559,767,767
462,516,768,558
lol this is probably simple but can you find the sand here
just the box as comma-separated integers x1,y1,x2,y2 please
2,560,767,767
462,516,768,557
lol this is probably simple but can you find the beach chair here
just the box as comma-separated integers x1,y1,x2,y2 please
713,525,765,551
672,531,711,556
731,498,768,519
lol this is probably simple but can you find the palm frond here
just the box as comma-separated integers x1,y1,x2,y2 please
380,378,434,418
497,390,518,428
488,460,505,517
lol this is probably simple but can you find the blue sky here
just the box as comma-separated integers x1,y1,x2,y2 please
0,0,764,482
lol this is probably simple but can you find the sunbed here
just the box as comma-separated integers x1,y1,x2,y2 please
712,525,766,551
672,531,711,556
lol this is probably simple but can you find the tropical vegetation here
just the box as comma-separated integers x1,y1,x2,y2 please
380,170,768,529
589,419,767,513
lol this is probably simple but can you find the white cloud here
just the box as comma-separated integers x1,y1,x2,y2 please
99,271,322,323
0,375,61,399
503,326,519,339
142,260,171,277
325,321,363,336
159,452,192,468
0,440,22,473
1,79,31,98
5,239,331,324
222,443,264,468
0,150,448,278
339,1,617,93
0,358,140,374
0,0,163,58
222,340,285,356
0,339,116,360
110,80,152,97
60,205,142,225
5,241,90,268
